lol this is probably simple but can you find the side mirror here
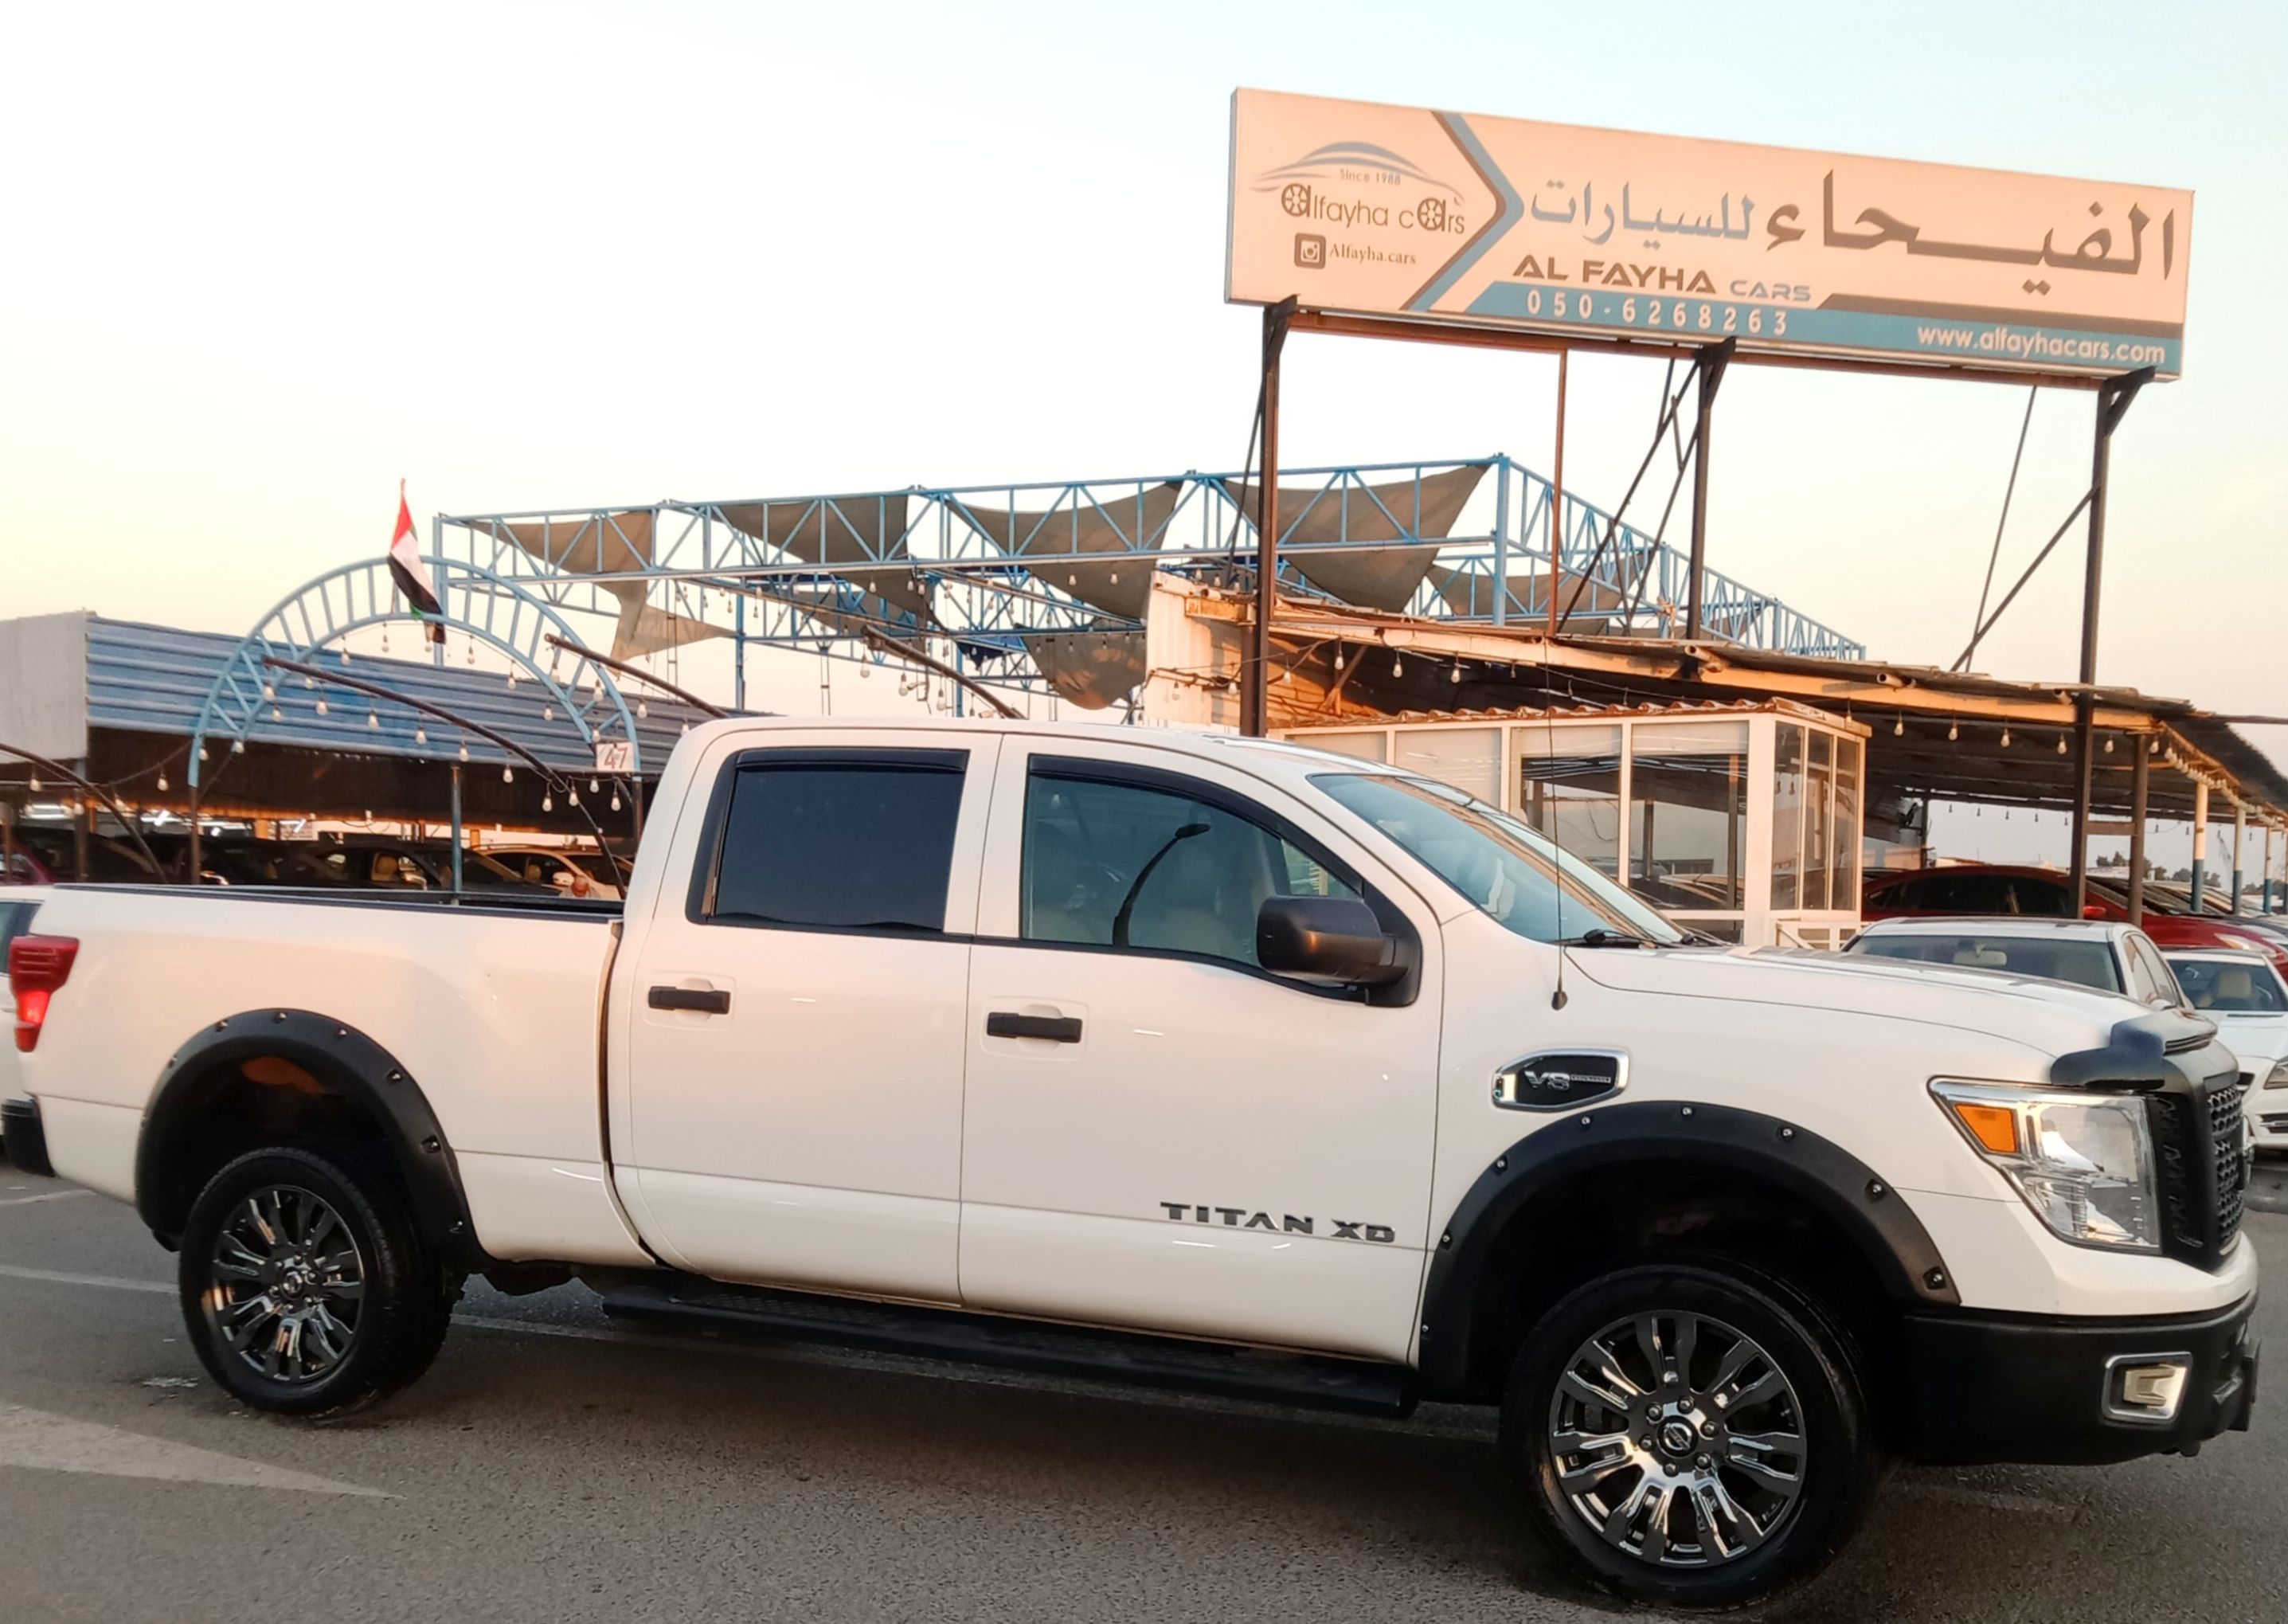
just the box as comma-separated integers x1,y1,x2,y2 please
1257,895,1406,986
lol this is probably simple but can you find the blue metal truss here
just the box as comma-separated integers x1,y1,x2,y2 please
435,456,1863,695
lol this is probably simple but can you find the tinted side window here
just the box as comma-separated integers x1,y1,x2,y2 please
2012,879,2073,918
1022,769,1355,969
710,757,964,932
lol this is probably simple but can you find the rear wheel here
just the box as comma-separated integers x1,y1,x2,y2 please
1501,1260,1875,1608
178,1145,452,1416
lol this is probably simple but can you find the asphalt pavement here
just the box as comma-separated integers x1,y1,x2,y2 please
1,1173,2280,1624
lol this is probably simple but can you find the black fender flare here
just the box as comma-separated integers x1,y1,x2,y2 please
1417,1100,1960,1398
135,1008,486,1269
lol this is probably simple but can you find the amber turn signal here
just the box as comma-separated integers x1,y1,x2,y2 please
1950,1100,2020,1156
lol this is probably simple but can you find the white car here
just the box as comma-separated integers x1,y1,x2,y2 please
1,893,46,1164
1846,916,2191,1012
483,844,624,901
2166,949,2288,1151
3,718,2262,1608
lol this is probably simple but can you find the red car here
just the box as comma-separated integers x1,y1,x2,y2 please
1861,863,2288,973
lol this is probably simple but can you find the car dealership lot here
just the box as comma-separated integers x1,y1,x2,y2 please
0,1182,2278,1624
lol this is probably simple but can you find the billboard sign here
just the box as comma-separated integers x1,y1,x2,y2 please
1227,90,2191,378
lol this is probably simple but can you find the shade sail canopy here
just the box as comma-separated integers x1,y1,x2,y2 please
949,483,1183,621
1428,565,1626,626
1020,624,1146,710
1221,464,1485,612
715,495,928,623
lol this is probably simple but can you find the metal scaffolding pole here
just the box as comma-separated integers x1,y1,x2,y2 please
2190,777,2211,913
2126,746,2149,926
1547,349,1568,638
2232,800,2247,914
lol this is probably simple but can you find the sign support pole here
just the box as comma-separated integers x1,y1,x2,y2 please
1245,299,1296,737
2068,366,2151,914
1684,339,1735,641
1547,349,1568,637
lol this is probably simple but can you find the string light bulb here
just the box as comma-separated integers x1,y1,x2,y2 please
1392,655,1404,678
589,778,600,794
2056,735,2068,755
263,683,276,701
1893,716,1904,736
315,699,328,716
542,792,553,812
156,773,168,792
503,766,514,784
2103,738,2115,753
415,728,428,745
568,789,579,807
637,699,648,719
1948,722,1959,742
1449,663,1463,686
1999,728,2011,748
458,743,470,763
611,789,622,812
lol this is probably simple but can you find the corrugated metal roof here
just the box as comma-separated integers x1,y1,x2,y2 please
80,616,717,776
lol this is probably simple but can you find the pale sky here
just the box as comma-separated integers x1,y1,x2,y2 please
2,1,2282,869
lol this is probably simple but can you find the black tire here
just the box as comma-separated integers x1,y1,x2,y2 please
1500,1258,1876,1610
178,1145,452,1417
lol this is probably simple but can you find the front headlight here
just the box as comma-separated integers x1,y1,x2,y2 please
1930,1080,2159,1252
2266,1059,2288,1090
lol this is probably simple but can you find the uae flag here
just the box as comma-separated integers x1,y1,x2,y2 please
387,481,444,641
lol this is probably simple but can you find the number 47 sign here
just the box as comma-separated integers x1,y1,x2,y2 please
594,740,636,775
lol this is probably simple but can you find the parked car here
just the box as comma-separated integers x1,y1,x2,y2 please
1862,863,2288,972
5,718,2259,1607
483,843,624,900
296,839,557,897
2165,949,2288,1153
1845,916,2189,1009
2,847,58,885
0,894,43,1158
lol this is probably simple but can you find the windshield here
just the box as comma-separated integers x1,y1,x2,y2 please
1312,772,1685,945
2169,957,2288,1013
1850,931,2122,992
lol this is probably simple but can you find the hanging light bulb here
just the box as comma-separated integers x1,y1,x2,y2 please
232,740,244,754
1392,655,1404,678
381,625,390,654
272,706,284,722
415,727,428,745
611,789,622,812
1948,722,1959,742
368,710,381,730
303,675,315,690
2103,737,2115,753
589,778,600,794
680,720,690,734
263,683,276,701
198,747,208,763
458,742,470,763
503,766,514,784
569,789,579,807
542,792,553,812
1332,651,1343,671
1999,728,2011,748
1893,716,1904,736
2056,735,2068,755
543,705,555,722
1449,663,1463,686
27,776,40,792
637,699,649,719
156,772,169,792
340,648,352,665
315,699,328,716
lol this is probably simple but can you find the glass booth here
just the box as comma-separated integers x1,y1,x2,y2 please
1277,704,1868,947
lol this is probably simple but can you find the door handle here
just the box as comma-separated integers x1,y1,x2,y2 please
649,985,731,1015
986,1012,1083,1043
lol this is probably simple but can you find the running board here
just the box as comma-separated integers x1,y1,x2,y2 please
599,1275,1414,1416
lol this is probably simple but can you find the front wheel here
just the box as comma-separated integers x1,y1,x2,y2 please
178,1145,452,1417
1501,1260,1876,1608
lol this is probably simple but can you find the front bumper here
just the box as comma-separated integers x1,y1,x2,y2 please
1900,1292,2259,1465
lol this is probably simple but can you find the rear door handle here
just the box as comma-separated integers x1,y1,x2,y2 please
986,1012,1084,1043
649,985,731,1015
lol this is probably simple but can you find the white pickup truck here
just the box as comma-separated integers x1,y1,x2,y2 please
3,718,2259,1606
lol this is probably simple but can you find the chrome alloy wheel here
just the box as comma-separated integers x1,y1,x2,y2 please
1547,1309,1807,1567
201,1184,366,1385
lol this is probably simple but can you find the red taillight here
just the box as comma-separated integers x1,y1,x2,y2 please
9,934,79,1053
